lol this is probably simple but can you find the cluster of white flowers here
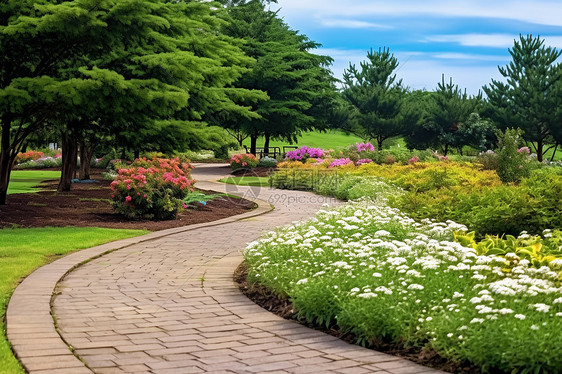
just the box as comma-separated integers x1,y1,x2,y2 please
244,199,562,358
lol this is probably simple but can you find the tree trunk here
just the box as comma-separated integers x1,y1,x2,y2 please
121,148,127,160
550,144,559,162
134,149,140,160
536,139,543,162
58,133,78,192
264,133,270,154
377,137,384,151
237,131,245,147
78,141,95,180
443,143,449,156
0,116,16,205
250,134,258,155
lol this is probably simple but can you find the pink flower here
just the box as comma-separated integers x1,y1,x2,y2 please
356,158,373,165
329,158,354,168
409,156,419,164
356,142,375,152
125,196,132,202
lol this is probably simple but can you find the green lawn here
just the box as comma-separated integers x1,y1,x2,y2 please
219,176,270,187
0,227,147,373
242,130,364,150
8,170,60,194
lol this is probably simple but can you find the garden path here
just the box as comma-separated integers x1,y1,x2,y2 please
7,164,442,374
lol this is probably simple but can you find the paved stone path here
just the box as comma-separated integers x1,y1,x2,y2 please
7,164,442,373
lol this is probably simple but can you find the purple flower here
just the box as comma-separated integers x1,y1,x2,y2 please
356,158,373,165
285,146,324,161
329,158,354,168
356,142,375,152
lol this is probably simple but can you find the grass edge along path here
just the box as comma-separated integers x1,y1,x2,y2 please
0,226,148,374
219,176,270,187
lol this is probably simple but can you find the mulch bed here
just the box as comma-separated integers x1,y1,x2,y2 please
0,172,255,231
231,166,277,177
234,262,479,374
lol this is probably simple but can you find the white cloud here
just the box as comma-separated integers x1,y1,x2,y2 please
432,53,509,62
426,33,562,49
274,0,562,27
319,18,393,30
314,48,504,95
426,34,518,48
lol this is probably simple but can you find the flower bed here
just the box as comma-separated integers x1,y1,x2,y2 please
16,150,44,163
270,160,562,237
285,146,325,162
110,157,195,220
244,200,562,373
230,154,258,171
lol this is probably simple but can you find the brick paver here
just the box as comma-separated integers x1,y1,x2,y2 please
7,164,443,373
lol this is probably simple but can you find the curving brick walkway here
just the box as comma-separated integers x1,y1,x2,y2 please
7,164,443,374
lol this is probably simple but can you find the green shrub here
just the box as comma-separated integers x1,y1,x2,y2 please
213,144,230,159
258,156,278,168
496,128,532,183
476,150,499,170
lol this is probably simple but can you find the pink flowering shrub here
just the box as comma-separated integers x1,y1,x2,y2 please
285,146,325,162
110,157,195,220
408,156,419,164
230,154,258,171
329,158,354,168
356,142,375,152
356,158,373,166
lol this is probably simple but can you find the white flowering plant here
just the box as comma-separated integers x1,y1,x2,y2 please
244,200,562,373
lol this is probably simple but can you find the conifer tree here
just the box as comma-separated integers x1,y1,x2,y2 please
221,0,337,154
341,48,416,150
427,76,484,155
484,34,562,161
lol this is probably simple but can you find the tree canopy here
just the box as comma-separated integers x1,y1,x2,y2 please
220,0,337,154
423,76,485,155
341,48,416,150
484,34,562,161
0,0,264,202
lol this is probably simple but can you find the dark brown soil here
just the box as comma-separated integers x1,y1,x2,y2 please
234,262,480,374
231,166,276,177
0,172,255,231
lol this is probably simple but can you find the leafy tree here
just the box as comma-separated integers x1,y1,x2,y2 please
341,48,416,150
423,76,484,155
0,0,263,201
484,34,562,161
404,90,438,150
221,0,337,154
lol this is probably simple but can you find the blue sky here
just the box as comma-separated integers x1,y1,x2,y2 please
271,0,562,95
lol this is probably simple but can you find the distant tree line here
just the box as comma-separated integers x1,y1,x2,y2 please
339,35,562,161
